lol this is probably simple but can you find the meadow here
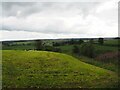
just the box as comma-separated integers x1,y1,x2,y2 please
2,38,119,88
2,50,118,88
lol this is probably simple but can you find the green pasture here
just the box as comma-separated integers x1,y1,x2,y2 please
2,50,118,88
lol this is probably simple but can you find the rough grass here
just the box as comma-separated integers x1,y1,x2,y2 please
2,50,118,88
78,56,118,72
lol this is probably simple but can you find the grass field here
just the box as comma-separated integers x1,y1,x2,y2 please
2,39,119,53
104,39,119,46
2,39,119,72
2,44,35,50
2,50,118,88
57,39,119,53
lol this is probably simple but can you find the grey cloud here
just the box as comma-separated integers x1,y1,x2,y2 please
2,2,35,10
2,22,72,34
2,2,37,17
1,1,117,38
2,2,55,17
2,2,100,34
2,2,100,17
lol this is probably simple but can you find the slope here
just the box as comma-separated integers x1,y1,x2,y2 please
2,50,118,88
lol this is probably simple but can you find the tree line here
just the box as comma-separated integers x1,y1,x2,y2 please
35,38,104,58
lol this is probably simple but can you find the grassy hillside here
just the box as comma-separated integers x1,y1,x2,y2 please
2,50,118,88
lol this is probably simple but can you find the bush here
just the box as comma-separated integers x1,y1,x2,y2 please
79,39,84,44
80,42,95,58
44,46,61,52
72,45,80,54
89,39,94,44
53,42,61,46
95,51,119,63
52,47,61,52
35,40,43,50
98,38,104,45
44,46,53,51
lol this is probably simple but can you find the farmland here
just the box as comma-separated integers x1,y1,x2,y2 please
2,50,118,88
2,38,119,88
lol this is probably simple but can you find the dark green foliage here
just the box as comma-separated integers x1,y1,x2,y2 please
89,39,94,44
79,39,84,44
70,39,75,44
80,42,95,58
43,46,61,52
69,39,80,45
52,47,61,52
44,46,53,51
72,45,80,54
98,38,104,45
35,40,43,50
2,42,10,46
53,42,61,46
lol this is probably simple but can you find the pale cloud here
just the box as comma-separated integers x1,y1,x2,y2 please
0,30,95,41
0,0,118,41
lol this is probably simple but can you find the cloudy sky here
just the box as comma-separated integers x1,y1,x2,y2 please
0,0,119,41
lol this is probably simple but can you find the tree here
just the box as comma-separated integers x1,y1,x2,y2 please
52,47,61,52
80,42,95,58
70,39,75,44
35,40,43,50
44,46,53,51
89,39,94,44
73,45,80,54
98,38,104,45
53,42,61,46
79,39,84,44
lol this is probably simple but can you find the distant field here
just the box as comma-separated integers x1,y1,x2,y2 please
58,43,118,55
2,44,35,50
2,50,118,88
104,39,119,46
2,39,119,51
2,39,119,73
94,44,118,55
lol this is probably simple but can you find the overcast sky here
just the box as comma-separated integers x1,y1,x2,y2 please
0,0,119,41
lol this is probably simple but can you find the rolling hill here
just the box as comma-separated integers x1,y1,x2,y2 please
2,50,118,88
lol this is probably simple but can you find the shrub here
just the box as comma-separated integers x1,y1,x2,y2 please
98,38,104,45
79,39,84,44
52,47,61,52
72,45,80,54
43,46,61,52
89,39,94,44
44,46,53,51
95,51,119,63
53,42,61,46
35,40,43,50
80,42,95,58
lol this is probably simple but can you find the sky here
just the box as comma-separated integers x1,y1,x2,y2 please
0,0,119,41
